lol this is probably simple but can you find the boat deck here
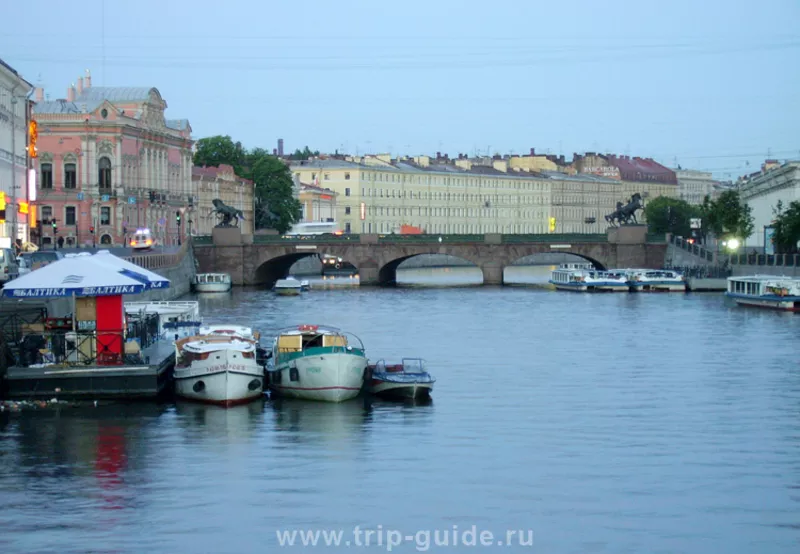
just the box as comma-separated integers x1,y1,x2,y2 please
3,339,176,400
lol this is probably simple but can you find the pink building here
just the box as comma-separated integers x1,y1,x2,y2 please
31,70,193,247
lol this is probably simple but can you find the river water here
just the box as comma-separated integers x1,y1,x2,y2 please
1,268,799,553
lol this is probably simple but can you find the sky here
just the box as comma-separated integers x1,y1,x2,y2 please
2,0,799,180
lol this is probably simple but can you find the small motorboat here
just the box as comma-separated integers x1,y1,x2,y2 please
368,358,435,400
274,276,303,296
193,273,232,293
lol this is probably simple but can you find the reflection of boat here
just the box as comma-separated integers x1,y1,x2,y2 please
193,273,232,293
274,277,303,296
726,275,800,311
174,398,266,441
268,324,368,402
174,324,264,406
368,358,435,400
625,269,686,292
268,397,371,439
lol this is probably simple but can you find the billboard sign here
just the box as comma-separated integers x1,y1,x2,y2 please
764,226,776,255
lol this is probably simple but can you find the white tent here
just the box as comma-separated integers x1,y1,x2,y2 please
1,255,148,298
91,250,170,290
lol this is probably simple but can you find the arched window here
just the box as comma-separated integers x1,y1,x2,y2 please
100,234,113,245
98,157,112,189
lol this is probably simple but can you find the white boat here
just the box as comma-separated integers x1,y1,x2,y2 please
549,263,628,292
368,358,435,400
268,324,368,402
625,269,686,292
193,273,232,293
174,324,265,406
726,275,800,312
274,277,303,296
124,300,201,340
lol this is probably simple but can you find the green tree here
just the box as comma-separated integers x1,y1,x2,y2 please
706,190,754,241
250,154,302,233
643,196,699,237
288,146,320,161
193,135,246,175
771,200,800,253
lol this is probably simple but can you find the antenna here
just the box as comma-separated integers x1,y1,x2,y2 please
766,147,772,158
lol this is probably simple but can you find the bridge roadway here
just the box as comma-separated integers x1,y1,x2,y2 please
194,227,667,286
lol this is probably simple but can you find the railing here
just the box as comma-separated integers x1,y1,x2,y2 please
124,240,190,270
669,235,714,262
664,264,732,279
0,307,48,367
502,233,607,244
728,254,799,267
195,233,624,245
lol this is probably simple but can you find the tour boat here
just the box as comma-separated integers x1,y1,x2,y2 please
725,275,800,312
549,263,628,292
267,324,368,402
625,269,686,292
193,273,232,293
368,358,435,400
173,324,265,406
273,277,303,296
124,300,201,340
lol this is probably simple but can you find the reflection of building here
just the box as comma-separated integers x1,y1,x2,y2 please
299,182,337,222
192,165,254,235
290,153,678,235
0,58,33,242
32,71,193,247
674,168,717,205
738,160,800,247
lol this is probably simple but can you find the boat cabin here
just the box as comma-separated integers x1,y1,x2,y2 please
195,273,231,285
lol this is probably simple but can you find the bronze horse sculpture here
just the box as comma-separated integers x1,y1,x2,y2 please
604,193,644,227
209,198,245,227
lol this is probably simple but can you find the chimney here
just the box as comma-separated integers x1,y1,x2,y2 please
273,148,278,155
278,138,284,157
84,69,92,88
436,151,441,159
67,84,76,102
530,148,535,156
34,87,44,103
76,77,84,95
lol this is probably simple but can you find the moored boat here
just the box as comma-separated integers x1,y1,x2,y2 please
274,277,303,296
368,358,434,400
626,269,686,292
268,324,368,402
549,263,628,292
174,324,264,406
193,273,232,293
124,300,201,340
725,275,800,312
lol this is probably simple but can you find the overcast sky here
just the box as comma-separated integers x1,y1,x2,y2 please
2,0,798,179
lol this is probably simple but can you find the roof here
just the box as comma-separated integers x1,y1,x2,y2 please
75,86,155,102
606,155,677,184
32,99,104,114
165,119,189,131
0,57,33,88
192,165,253,184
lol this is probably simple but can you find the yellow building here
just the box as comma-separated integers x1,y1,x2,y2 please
191,165,254,235
290,155,677,235
299,182,337,222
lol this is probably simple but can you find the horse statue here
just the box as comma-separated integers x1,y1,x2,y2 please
604,193,644,227
210,198,245,227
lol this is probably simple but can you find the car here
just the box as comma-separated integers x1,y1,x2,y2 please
19,251,64,273
130,228,155,250
0,248,20,283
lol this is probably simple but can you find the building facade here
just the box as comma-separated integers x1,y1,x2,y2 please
191,165,254,235
32,71,193,247
673,168,717,205
0,58,33,243
298,182,337,222
290,154,678,235
738,161,800,248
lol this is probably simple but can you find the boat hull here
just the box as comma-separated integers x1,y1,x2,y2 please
371,379,433,400
274,287,301,296
270,351,367,402
726,293,800,312
629,282,686,292
550,280,628,292
550,281,588,292
174,350,263,406
193,283,231,293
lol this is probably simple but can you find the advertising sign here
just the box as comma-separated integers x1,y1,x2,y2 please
764,226,776,255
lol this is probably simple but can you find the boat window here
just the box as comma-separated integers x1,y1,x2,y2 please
322,335,347,348
403,359,425,373
277,335,302,352
302,335,324,349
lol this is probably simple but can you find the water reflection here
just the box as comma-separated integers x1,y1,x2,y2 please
174,398,267,443
269,397,373,444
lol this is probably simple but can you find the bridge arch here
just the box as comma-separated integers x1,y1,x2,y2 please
377,252,482,286
507,251,607,271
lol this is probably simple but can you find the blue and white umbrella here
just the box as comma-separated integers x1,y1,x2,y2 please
91,250,170,290
1,255,148,298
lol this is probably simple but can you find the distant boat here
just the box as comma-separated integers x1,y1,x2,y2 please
368,358,434,400
274,277,303,296
625,269,686,292
549,263,628,292
726,275,800,311
193,273,232,293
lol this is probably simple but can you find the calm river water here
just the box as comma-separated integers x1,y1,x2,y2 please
1,267,799,553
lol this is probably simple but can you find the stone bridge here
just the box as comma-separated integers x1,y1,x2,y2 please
193,226,667,286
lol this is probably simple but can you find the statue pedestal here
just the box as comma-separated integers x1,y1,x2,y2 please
212,226,243,246
607,224,647,244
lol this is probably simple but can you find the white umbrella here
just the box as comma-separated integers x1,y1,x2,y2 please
2,255,148,298
91,250,170,290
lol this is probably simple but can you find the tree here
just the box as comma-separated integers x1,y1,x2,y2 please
250,154,302,233
705,190,754,241
288,146,320,161
643,196,699,237
193,135,246,175
771,200,800,253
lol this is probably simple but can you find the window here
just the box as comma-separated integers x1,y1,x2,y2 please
65,206,76,225
345,172,350,180
100,207,111,225
345,188,351,197
64,163,77,189
345,222,351,234
98,157,112,189
345,206,351,215
41,206,53,220
41,163,53,189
